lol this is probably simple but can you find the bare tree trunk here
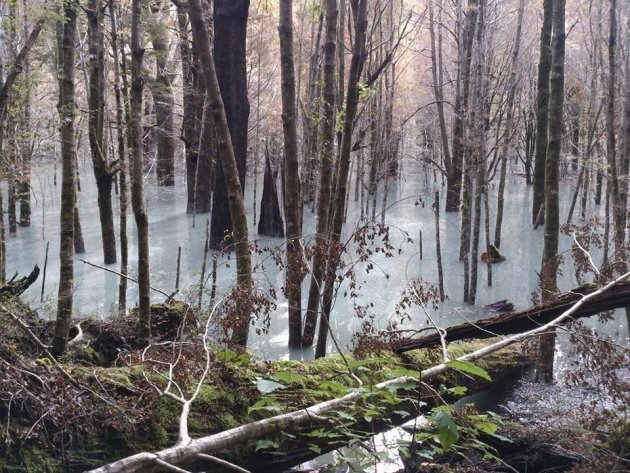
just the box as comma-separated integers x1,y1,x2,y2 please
148,0,175,187
531,0,553,225
53,0,78,357
539,0,566,383
209,0,250,251
130,0,151,343
316,0,368,358
447,0,478,212
302,0,338,348
493,0,524,249
87,0,117,265
110,0,129,314
189,0,253,346
279,0,305,348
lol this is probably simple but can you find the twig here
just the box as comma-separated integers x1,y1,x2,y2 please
79,259,171,298
572,232,600,279
410,284,449,362
196,453,252,473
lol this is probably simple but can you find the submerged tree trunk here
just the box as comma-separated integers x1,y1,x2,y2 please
494,0,525,249
316,0,368,358
278,0,304,348
532,0,553,225
53,1,78,357
131,0,151,343
189,0,253,346
539,0,566,383
257,147,284,237
87,0,117,265
302,0,338,348
209,0,250,250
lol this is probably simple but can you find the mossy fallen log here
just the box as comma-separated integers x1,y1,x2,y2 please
0,296,530,472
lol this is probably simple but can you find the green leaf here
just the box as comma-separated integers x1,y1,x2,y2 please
256,378,286,394
274,371,306,384
255,440,279,452
474,421,498,435
385,381,419,392
308,444,322,454
446,385,468,396
248,398,283,415
434,411,459,450
388,368,421,378
447,360,492,381
215,349,237,362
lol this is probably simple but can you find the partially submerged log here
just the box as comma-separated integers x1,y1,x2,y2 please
395,280,630,352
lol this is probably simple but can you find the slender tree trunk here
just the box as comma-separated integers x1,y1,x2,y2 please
53,0,78,357
494,0,524,249
110,0,129,314
302,0,338,348
539,0,566,383
447,0,478,212
131,0,151,343
189,0,253,346
532,0,553,225
87,0,117,265
148,0,175,187
316,0,368,358
279,0,304,348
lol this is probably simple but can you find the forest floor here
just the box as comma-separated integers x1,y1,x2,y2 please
1,294,628,473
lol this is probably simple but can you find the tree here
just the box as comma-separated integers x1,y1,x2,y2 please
188,0,253,346
531,0,553,225
148,0,175,187
130,0,151,343
52,0,78,357
539,0,566,382
87,0,118,265
279,0,304,349
209,0,250,250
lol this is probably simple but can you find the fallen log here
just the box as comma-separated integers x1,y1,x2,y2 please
395,280,630,353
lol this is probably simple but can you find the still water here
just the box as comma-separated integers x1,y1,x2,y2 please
5,157,629,360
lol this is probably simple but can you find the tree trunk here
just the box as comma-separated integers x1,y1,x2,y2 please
87,0,117,265
148,0,175,187
188,0,253,346
302,0,338,348
53,1,78,357
209,0,250,250
316,0,368,358
494,0,525,249
130,0,151,343
257,147,284,237
278,0,304,348
539,0,566,383
110,0,129,315
447,0,478,212
531,0,553,225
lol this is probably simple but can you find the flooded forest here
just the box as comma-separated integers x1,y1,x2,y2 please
0,0,629,472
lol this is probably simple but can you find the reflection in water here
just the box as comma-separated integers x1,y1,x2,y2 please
6,160,628,361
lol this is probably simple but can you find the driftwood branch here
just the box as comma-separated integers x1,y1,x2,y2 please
395,278,630,352
86,271,630,473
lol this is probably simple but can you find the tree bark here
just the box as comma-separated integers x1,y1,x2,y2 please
539,0,566,382
130,0,151,343
278,0,304,348
188,0,253,346
53,1,78,357
209,0,250,250
87,0,117,265
148,0,175,187
302,0,338,348
531,0,553,225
